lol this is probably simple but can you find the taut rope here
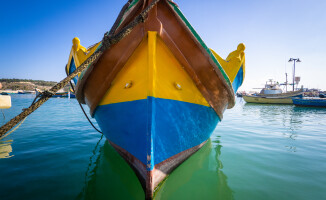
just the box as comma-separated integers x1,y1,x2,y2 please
0,0,162,138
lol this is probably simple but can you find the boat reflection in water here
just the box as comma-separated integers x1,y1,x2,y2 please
155,139,233,200
242,103,306,152
0,140,14,159
76,139,233,200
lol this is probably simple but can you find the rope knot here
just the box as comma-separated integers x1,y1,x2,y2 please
139,14,146,23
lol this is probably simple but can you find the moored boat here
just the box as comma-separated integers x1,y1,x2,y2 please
243,79,303,104
17,91,26,94
35,89,75,98
65,0,246,198
243,95,294,104
292,98,326,107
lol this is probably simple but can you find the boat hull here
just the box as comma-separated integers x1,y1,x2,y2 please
243,95,293,104
292,98,326,107
94,97,219,196
66,0,246,198
87,29,224,197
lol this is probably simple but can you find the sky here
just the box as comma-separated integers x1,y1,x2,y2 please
1,0,325,91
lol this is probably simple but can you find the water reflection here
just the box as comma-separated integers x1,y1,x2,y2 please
77,139,233,200
242,103,302,152
76,139,144,200
242,102,326,153
243,103,304,133
0,140,13,159
154,139,233,200
293,106,326,115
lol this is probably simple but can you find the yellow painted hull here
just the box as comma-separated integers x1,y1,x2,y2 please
99,32,209,107
243,95,293,104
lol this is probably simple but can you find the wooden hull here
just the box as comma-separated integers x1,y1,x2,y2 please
293,98,326,107
92,31,220,198
66,0,246,198
243,95,293,104
75,0,236,118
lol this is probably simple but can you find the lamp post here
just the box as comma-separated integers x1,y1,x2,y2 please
288,58,301,91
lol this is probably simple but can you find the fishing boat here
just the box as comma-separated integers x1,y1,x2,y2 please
24,90,36,94
65,0,245,198
243,79,303,104
35,89,75,98
17,91,26,94
292,98,326,107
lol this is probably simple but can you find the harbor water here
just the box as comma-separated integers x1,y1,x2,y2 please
1,94,326,200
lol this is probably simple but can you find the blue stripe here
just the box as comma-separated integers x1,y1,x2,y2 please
232,65,244,93
68,57,78,85
293,98,326,107
94,97,220,170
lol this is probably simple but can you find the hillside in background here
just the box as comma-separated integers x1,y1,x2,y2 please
0,79,69,91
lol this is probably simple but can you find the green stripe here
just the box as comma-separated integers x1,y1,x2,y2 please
128,0,139,10
116,0,140,30
168,2,232,89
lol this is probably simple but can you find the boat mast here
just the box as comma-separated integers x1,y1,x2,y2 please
288,58,301,91
285,73,288,92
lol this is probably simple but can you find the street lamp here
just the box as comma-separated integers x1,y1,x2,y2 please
288,58,301,91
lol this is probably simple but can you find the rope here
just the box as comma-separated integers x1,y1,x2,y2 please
108,0,134,37
69,82,103,134
0,117,26,140
0,91,47,140
0,0,161,138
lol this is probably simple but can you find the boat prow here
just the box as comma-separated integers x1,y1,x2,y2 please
65,0,246,198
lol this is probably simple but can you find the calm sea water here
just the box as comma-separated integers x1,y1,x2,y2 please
1,95,326,200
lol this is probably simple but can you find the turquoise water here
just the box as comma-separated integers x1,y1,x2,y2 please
1,95,326,199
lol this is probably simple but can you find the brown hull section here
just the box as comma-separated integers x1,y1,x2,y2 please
109,139,208,199
75,0,234,120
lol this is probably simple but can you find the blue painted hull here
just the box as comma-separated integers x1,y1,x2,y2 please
232,65,244,93
94,97,220,170
293,98,326,107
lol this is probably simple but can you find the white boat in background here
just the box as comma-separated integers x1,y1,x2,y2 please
243,79,303,104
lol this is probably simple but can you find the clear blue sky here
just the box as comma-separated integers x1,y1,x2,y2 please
1,0,325,91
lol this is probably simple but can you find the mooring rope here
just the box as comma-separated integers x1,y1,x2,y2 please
0,117,26,140
0,92,47,140
69,82,103,134
0,0,162,138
